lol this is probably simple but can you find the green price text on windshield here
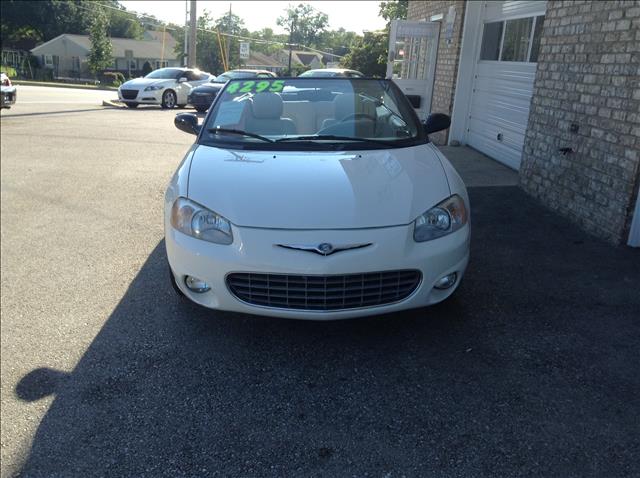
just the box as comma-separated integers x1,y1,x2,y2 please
226,79,285,95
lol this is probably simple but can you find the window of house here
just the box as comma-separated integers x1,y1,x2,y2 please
501,17,533,61
479,15,545,63
155,60,168,69
529,15,545,62
72,56,80,71
480,22,503,61
44,54,53,67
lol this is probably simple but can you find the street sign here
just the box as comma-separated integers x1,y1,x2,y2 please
239,42,250,60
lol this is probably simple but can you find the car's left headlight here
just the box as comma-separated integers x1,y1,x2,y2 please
170,197,233,245
144,85,164,91
413,194,468,242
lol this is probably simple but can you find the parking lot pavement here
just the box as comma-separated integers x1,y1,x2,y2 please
2,87,640,477
0,85,117,117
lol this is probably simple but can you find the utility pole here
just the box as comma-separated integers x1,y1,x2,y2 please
188,0,197,67
287,15,295,76
183,1,188,66
226,3,232,70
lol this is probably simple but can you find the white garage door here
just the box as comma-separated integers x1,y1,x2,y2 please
466,1,546,170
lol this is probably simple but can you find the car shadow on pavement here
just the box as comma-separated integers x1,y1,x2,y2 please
16,187,640,477
0,107,116,118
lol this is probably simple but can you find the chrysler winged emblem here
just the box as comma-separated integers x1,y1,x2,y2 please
276,242,372,256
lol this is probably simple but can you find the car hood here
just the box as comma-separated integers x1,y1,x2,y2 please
187,143,451,229
190,83,224,94
121,78,173,89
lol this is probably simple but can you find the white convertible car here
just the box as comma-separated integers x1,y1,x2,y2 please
166,78,470,320
118,67,212,109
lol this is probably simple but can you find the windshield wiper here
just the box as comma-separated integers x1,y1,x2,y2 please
206,128,274,143
275,135,396,146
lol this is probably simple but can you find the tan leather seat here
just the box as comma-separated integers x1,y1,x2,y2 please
282,101,335,134
246,93,297,135
321,94,377,135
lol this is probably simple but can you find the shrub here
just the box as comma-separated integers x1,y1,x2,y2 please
102,71,126,87
0,65,17,77
142,61,153,76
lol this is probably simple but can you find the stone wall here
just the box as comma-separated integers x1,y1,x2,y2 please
407,0,466,144
520,0,640,244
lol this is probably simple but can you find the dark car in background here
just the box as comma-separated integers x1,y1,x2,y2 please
188,69,277,112
1,72,17,109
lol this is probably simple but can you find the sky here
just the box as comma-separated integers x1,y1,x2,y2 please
119,1,387,35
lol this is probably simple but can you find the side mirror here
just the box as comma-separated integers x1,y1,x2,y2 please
178,77,188,83
175,113,200,135
423,113,451,135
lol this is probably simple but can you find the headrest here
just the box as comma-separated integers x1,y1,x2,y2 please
334,93,376,119
250,92,283,119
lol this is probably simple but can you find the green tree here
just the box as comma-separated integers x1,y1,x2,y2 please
1,0,145,46
106,3,144,39
214,12,246,69
320,28,360,57
1,0,93,45
277,3,329,48
378,0,409,27
340,0,408,76
249,28,287,57
340,31,387,77
87,7,113,76
174,10,229,74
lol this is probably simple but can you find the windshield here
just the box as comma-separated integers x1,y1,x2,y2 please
145,68,184,79
201,78,424,150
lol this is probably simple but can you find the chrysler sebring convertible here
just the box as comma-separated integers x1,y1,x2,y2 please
165,78,470,319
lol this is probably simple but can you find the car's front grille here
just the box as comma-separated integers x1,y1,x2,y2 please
189,93,214,104
120,89,138,100
226,270,422,311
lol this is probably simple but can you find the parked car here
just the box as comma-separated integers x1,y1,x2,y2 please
298,68,364,78
167,77,470,320
188,69,277,113
1,72,17,109
117,67,212,109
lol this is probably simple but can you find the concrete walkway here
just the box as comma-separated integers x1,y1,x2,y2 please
439,145,519,187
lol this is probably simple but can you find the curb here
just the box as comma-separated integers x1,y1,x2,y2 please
12,80,118,91
102,100,125,108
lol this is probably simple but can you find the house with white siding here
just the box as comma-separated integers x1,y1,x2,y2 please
30,33,180,78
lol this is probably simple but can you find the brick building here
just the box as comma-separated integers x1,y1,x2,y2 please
405,0,639,246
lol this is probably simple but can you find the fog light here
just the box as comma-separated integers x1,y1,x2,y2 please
434,273,457,290
184,275,210,293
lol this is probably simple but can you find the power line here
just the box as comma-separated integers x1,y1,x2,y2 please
88,1,344,58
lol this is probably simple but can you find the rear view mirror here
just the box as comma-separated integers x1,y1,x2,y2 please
174,113,200,135
178,77,188,83
423,113,451,135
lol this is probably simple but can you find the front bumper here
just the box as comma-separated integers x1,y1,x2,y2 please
1,86,16,107
118,88,163,105
165,222,470,320
187,92,215,109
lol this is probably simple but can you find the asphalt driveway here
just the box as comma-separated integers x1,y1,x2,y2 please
2,87,639,477
13,187,640,477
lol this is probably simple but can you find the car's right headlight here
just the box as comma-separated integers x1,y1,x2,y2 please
413,194,468,242
170,197,233,245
